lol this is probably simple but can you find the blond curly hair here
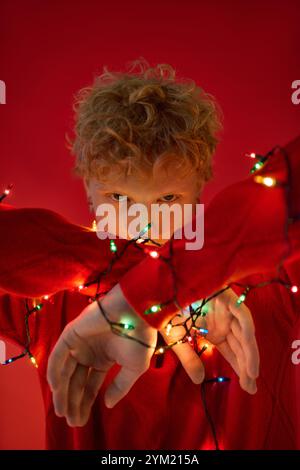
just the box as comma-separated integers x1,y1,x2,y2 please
67,57,223,188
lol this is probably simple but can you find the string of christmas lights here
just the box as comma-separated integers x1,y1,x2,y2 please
131,145,298,339
0,144,299,448
74,144,298,449
0,184,13,203
1,146,298,365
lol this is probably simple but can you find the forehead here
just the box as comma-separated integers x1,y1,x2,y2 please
90,167,199,194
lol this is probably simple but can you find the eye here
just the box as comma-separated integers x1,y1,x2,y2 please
109,193,129,202
158,194,179,203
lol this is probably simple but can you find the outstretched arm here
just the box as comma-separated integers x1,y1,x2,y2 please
118,136,300,329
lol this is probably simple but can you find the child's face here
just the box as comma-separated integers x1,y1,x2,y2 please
85,165,202,246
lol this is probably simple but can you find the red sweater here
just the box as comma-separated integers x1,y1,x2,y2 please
0,135,299,449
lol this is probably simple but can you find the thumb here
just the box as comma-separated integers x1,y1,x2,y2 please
104,366,145,408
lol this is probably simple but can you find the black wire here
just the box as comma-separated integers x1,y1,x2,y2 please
1,143,298,376
200,380,220,450
96,297,156,350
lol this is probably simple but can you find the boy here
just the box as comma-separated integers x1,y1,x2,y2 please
1,59,299,449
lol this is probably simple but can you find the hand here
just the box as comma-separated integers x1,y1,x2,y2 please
159,318,205,385
47,283,157,427
160,288,259,394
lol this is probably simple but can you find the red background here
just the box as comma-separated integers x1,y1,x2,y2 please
0,0,299,449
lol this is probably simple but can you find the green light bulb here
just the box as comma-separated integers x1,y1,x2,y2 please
236,293,246,305
110,240,117,252
139,222,152,237
250,161,264,174
144,304,162,315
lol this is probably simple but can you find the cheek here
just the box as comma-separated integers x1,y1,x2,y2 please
91,193,107,209
151,201,196,240
174,197,198,221
95,202,133,240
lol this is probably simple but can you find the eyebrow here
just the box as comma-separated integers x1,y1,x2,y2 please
95,186,183,200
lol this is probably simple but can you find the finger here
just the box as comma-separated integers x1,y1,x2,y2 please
229,298,255,342
227,332,257,394
227,292,259,378
231,317,260,379
216,341,240,377
227,332,248,384
47,336,72,391
205,298,230,341
66,364,90,426
51,353,77,417
172,342,205,384
104,366,146,408
80,368,109,426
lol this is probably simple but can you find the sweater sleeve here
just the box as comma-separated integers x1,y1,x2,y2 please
119,135,300,329
0,293,29,348
0,204,145,299
0,204,149,348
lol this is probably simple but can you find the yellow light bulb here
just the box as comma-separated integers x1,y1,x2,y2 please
166,323,172,336
30,356,38,368
92,219,97,232
254,175,276,187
